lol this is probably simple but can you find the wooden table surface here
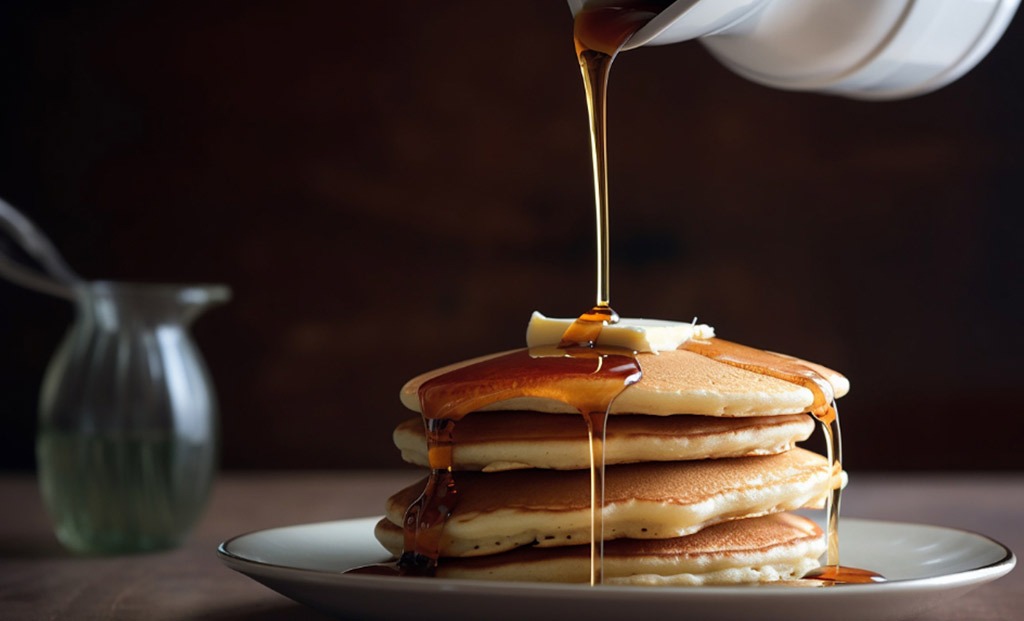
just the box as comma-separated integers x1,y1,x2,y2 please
1,471,1021,620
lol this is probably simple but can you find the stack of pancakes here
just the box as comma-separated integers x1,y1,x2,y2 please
375,347,848,585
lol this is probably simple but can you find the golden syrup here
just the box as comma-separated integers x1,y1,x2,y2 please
574,2,667,309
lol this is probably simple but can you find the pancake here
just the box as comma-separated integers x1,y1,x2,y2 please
393,412,815,471
399,348,849,417
375,512,825,585
378,448,841,558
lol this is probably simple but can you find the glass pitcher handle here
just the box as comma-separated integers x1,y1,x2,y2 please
0,196,79,298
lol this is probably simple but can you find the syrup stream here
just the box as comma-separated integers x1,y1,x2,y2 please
558,306,631,585
572,3,665,585
575,3,663,309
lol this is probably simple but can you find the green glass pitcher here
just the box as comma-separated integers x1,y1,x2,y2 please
1,197,229,554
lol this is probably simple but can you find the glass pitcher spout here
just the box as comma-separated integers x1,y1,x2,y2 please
75,281,231,327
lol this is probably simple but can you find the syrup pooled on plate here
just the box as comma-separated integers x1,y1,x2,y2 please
805,564,887,585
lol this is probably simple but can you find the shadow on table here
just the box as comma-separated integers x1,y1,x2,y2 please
190,602,335,621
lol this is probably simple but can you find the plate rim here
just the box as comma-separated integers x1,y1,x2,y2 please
217,516,1016,596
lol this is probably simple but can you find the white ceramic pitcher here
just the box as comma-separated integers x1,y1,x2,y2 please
568,0,1020,99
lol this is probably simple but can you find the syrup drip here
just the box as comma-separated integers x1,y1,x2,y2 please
681,337,884,583
582,409,608,585
555,303,638,585
400,418,458,574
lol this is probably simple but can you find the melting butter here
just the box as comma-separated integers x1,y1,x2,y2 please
526,312,715,353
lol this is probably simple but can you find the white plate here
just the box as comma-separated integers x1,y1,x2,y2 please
218,517,1014,621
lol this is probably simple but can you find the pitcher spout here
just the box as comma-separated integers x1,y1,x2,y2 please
567,0,770,50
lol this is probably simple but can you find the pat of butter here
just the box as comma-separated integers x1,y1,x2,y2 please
526,311,715,353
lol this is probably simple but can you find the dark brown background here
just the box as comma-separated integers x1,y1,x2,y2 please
1,1,1021,472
